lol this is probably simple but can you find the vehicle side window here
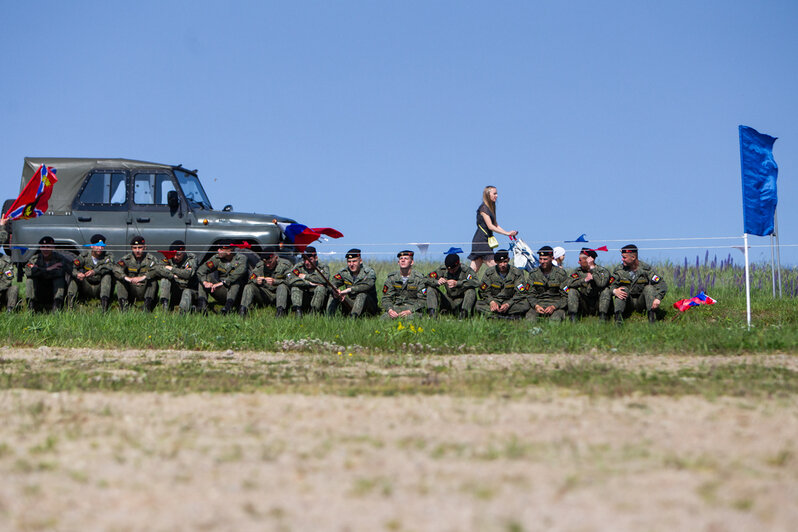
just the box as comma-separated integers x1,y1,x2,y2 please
78,172,127,205
133,173,176,205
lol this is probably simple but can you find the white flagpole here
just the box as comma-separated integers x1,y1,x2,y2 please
770,233,776,297
775,210,783,297
744,233,752,328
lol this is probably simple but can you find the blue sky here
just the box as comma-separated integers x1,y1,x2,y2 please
2,1,796,267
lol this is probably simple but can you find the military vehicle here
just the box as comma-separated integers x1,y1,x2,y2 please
3,157,295,264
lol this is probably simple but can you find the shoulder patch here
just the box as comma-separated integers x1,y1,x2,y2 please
26,263,34,269
250,273,257,280
293,268,300,276
571,272,580,279
480,282,488,291
117,260,125,267
516,283,527,292
73,259,81,266
466,274,472,280
651,275,661,283
334,273,342,280
563,286,570,293
5,270,13,278
206,261,215,269
421,287,427,294
382,284,389,294
428,271,438,279
609,276,615,284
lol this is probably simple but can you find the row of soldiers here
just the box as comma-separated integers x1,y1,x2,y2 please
375,245,667,323
1,229,668,323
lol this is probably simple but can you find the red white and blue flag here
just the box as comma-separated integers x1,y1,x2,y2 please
5,164,58,220
277,223,343,252
673,291,717,312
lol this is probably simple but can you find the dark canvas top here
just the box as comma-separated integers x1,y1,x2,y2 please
21,157,176,214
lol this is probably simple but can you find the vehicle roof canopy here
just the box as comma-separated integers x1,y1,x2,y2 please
21,157,178,214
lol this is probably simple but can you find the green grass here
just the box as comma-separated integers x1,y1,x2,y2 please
0,291,796,355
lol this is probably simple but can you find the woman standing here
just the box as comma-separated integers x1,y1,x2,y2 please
468,186,518,272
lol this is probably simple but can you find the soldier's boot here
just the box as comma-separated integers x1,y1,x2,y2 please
238,305,248,318
569,312,577,323
143,297,154,313
52,298,64,312
648,310,657,324
101,297,110,313
197,298,208,315
118,298,129,312
599,312,608,323
459,309,469,320
292,306,302,318
275,307,286,318
428,308,437,319
221,300,235,315
160,298,169,312
614,312,624,326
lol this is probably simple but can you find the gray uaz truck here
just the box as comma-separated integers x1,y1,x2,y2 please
4,157,296,263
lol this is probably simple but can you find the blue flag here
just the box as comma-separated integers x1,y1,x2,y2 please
739,125,778,236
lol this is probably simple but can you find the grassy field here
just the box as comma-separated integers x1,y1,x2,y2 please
1,255,796,531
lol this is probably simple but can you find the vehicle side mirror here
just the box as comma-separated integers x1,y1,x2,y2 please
223,204,233,212
167,190,180,210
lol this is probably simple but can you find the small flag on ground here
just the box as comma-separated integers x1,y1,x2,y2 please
673,291,717,312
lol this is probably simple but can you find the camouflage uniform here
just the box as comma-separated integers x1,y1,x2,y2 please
565,265,611,317
156,253,198,313
25,251,71,310
606,261,668,316
475,265,530,318
67,250,115,309
196,252,248,308
527,266,569,322
287,262,331,313
327,264,379,317
380,270,431,319
113,253,159,308
427,264,479,317
0,254,19,311
240,257,292,312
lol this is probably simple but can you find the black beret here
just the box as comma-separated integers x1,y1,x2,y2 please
538,245,554,256
397,250,414,258
580,247,597,259
621,244,638,254
169,240,186,252
38,236,55,245
444,254,460,268
130,235,145,246
345,248,361,259
494,249,510,262
90,234,106,245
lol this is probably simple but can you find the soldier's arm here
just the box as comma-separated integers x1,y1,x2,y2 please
196,259,216,282
226,256,248,285
143,257,160,280
349,268,376,294
93,257,115,276
565,269,583,288
554,272,569,309
173,257,197,281
286,264,307,288
461,267,480,289
380,277,397,311
112,259,127,281
592,266,610,289
650,270,668,300
271,262,291,286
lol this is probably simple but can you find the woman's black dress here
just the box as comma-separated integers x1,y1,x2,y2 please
468,203,496,260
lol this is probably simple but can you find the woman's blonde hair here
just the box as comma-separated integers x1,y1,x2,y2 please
482,185,497,215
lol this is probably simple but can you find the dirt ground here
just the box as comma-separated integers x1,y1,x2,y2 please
1,349,797,532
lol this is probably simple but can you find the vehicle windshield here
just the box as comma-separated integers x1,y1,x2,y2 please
174,169,213,210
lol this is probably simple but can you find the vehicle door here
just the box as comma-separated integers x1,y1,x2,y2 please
71,169,134,258
130,171,187,252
